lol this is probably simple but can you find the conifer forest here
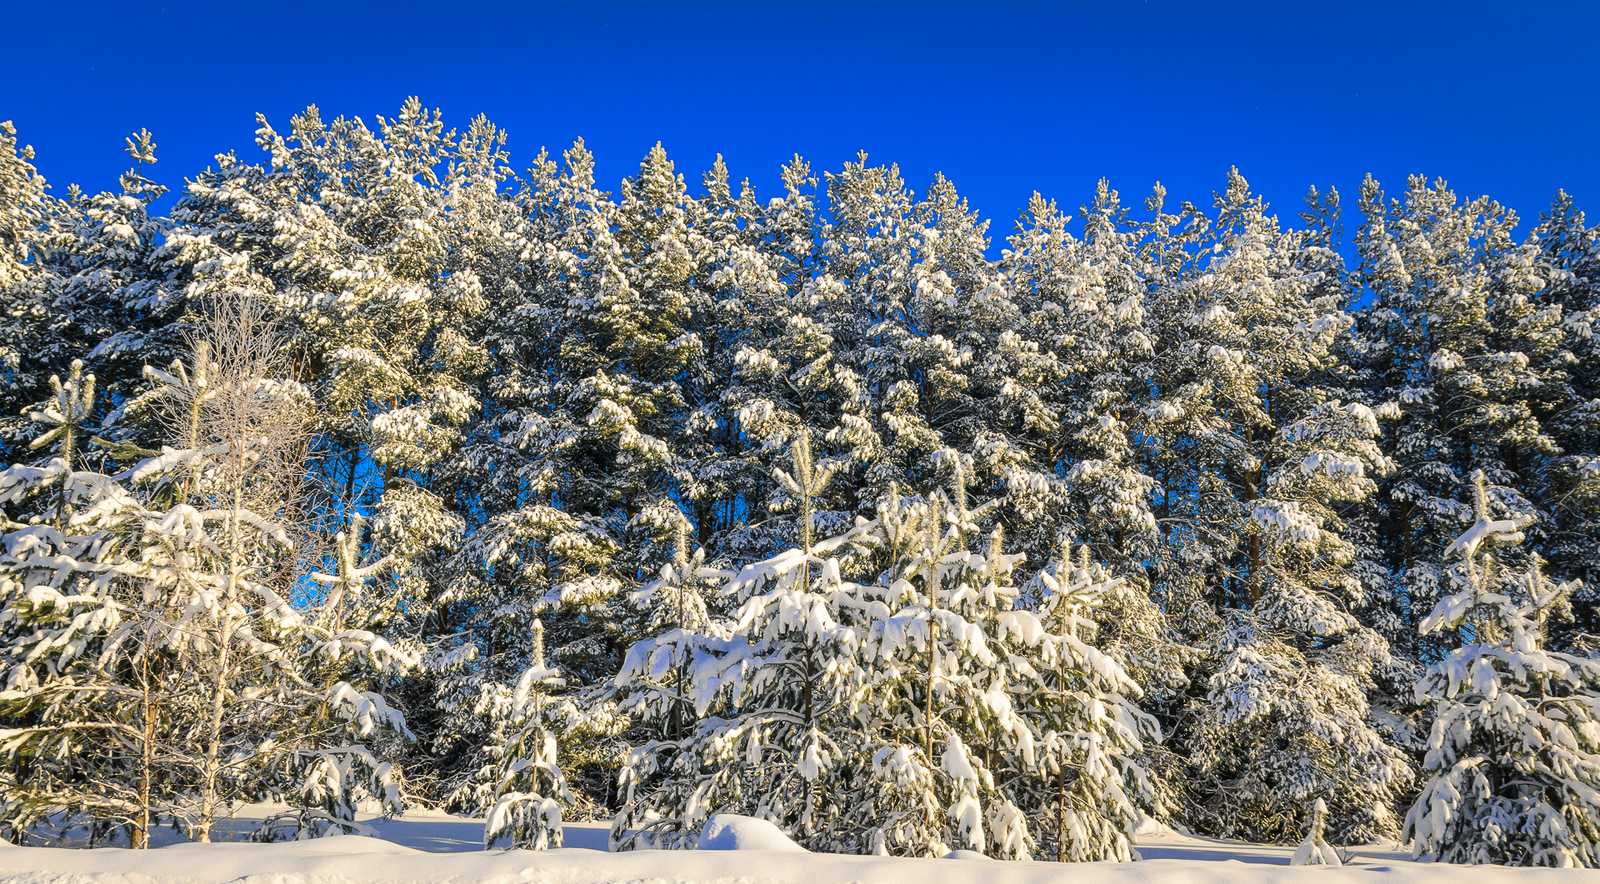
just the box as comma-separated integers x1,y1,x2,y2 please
2,100,1599,867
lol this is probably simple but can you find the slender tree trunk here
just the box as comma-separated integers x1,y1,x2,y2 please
136,655,156,850
1057,601,1071,862
1056,764,1066,862
1242,423,1262,605
197,479,244,842
923,542,939,771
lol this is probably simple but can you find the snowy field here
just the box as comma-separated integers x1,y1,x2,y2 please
0,809,1588,884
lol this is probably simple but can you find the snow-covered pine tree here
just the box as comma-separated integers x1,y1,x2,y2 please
995,181,1161,581
611,433,874,850
0,360,162,845
698,154,828,566
1142,169,1352,612
250,512,417,842
173,104,555,814
816,159,1007,513
229,101,489,501
1290,798,1342,866
2,313,415,846
60,130,175,417
560,143,705,540
1351,175,1566,660
432,485,618,813
482,618,573,849
1000,541,1162,862
1404,469,1600,867
1126,169,1411,841
849,460,1035,859
623,514,726,738
0,121,54,295
994,183,1190,711
18,98,1600,849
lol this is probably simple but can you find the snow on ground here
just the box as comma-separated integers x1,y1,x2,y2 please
0,808,1586,884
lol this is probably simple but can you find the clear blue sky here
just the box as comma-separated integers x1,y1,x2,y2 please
6,1,1597,244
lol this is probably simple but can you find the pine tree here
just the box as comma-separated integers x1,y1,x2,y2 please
482,619,574,849
1000,542,1162,862
1,312,416,845
62,130,174,413
848,462,1035,858
611,434,874,850
1405,470,1600,867
699,154,825,565
0,360,158,844
996,182,1161,579
1351,175,1566,658
8,97,1600,852
1290,798,1342,866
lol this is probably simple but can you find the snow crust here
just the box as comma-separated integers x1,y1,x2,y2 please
1,834,1594,884
1,810,1596,884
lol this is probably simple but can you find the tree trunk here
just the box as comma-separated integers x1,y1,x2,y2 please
136,657,156,850
197,479,244,842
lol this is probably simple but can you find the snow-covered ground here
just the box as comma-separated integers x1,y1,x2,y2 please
0,808,1590,884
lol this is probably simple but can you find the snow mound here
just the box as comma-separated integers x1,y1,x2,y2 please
161,835,420,857
1132,812,1172,838
943,850,992,860
696,814,807,852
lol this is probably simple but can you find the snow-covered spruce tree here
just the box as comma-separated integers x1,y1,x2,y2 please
1186,399,1414,844
611,433,874,850
1531,192,1600,648
1404,470,1600,867
0,119,77,463
1351,175,1569,660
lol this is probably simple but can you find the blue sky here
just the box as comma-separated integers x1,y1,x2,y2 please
6,1,1597,245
